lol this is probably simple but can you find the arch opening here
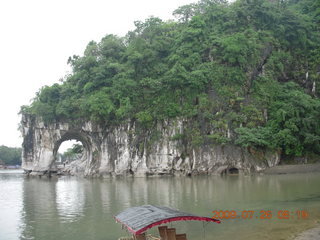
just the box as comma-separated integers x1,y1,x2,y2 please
56,140,84,164
52,131,91,173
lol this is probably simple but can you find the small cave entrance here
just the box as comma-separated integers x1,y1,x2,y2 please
229,167,239,174
221,167,240,175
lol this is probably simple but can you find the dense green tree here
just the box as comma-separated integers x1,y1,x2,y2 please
268,82,320,155
0,146,22,165
21,0,320,159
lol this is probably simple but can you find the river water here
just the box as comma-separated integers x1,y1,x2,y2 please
0,170,319,240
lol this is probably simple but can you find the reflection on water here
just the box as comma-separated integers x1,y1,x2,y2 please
56,179,85,222
0,171,319,240
0,170,23,240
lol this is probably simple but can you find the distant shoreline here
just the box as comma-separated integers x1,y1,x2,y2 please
0,166,21,170
262,163,320,175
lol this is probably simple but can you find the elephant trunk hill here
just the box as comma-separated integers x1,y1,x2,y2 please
20,0,320,176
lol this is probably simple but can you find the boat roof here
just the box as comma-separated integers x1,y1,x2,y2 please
114,205,221,235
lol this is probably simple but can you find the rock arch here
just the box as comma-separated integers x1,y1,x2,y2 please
21,114,280,177
21,114,101,176
53,131,91,163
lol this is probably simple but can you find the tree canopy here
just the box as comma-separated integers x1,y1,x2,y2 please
22,0,320,158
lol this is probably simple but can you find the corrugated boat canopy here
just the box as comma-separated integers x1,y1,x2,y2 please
114,205,221,235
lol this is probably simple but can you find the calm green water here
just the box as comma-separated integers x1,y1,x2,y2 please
0,170,319,240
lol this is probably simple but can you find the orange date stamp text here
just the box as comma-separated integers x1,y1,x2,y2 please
212,210,309,220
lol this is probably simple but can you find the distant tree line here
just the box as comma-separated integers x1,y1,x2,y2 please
0,145,22,166
21,0,320,158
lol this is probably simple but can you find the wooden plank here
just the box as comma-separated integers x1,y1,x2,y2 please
158,226,168,240
166,228,176,240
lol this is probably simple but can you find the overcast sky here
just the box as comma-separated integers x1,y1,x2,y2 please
0,0,196,148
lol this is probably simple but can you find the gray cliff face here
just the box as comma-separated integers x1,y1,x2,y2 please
21,114,280,177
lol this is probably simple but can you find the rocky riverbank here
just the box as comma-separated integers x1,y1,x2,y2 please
293,225,320,240
262,163,320,174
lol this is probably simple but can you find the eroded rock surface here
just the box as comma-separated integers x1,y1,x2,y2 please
21,114,280,177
